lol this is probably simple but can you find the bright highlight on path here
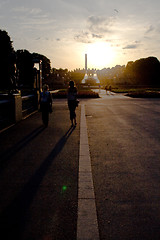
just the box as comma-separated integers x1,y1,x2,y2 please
77,104,100,240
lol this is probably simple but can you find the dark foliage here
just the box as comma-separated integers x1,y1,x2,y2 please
0,30,16,90
125,57,160,86
32,52,51,83
16,50,34,88
0,29,52,90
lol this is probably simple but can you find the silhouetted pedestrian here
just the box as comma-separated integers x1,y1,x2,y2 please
67,80,78,126
40,84,52,127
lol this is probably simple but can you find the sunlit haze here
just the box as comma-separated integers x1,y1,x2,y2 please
85,42,116,69
1,0,160,70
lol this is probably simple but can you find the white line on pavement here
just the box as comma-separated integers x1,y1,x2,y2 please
77,104,100,240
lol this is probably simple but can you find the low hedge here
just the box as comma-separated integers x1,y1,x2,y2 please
52,90,99,98
126,91,160,98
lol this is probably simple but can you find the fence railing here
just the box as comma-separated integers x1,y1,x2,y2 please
22,95,37,118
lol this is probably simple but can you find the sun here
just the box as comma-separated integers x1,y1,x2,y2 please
85,42,116,69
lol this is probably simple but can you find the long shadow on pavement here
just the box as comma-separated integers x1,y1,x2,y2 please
0,126,76,240
0,125,45,172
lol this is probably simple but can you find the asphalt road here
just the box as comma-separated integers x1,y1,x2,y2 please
84,91,160,240
0,92,160,240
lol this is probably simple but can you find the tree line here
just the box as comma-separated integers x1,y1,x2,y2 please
97,56,160,88
1,29,160,91
0,30,51,91
47,56,160,89
123,57,160,86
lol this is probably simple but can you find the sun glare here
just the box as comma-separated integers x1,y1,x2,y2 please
86,42,116,69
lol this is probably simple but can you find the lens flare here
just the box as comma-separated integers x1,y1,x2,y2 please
62,185,67,192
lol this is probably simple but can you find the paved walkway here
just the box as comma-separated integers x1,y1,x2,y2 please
0,99,99,240
1,95,160,240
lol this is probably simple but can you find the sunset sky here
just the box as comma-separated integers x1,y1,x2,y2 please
1,0,160,70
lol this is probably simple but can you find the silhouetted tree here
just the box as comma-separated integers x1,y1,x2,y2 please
32,53,51,83
123,57,160,86
0,30,16,90
133,57,160,85
16,49,34,88
70,70,84,86
46,68,69,89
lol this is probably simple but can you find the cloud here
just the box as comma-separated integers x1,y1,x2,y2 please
10,6,55,30
123,44,138,49
87,15,114,34
92,33,103,38
74,31,103,43
114,9,119,14
145,25,154,34
74,31,92,43
11,6,42,15
11,11,56,31
123,41,141,49
74,15,115,43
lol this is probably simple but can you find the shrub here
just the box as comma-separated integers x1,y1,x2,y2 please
52,90,99,98
126,91,160,98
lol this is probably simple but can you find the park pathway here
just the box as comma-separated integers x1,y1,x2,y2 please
0,94,160,240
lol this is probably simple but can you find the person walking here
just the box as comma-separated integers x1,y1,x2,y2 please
67,80,78,127
40,84,52,127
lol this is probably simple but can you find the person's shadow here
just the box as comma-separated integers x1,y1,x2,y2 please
0,126,76,240
0,125,45,171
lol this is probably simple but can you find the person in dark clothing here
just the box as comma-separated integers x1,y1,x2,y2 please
67,80,78,126
40,84,52,127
